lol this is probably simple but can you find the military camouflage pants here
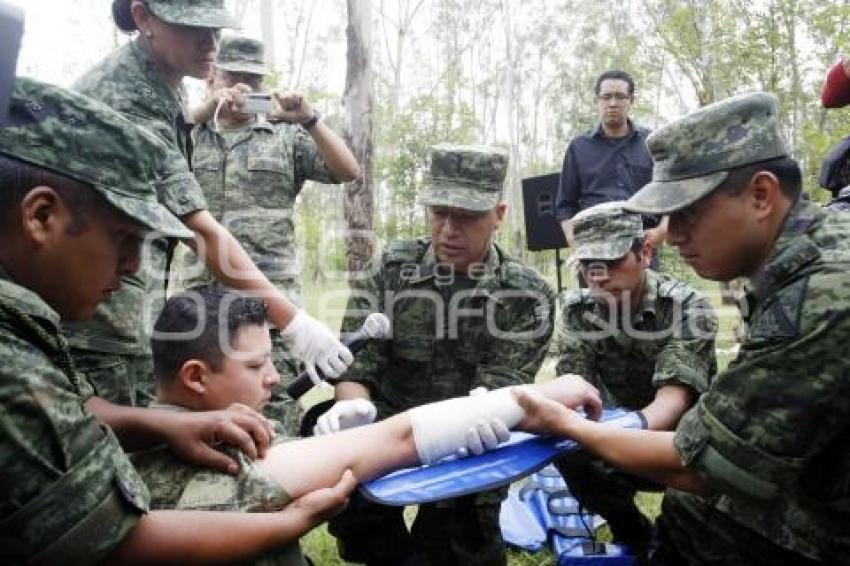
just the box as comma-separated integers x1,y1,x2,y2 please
329,488,507,566
71,348,156,407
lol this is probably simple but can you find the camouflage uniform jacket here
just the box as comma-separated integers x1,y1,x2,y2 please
552,270,717,409
0,267,149,564
63,38,207,355
187,118,338,291
132,403,306,566
339,239,556,419
668,199,850,562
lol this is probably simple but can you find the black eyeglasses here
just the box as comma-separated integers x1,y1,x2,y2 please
597,93,631,102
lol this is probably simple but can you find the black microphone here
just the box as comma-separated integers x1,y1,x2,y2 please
286,312,391,399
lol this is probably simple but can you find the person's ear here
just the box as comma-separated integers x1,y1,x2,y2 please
748,171,781,221
493,203,508,229
179,359,211,395
19,186,66,246
640,239,653,268
131,1,154,37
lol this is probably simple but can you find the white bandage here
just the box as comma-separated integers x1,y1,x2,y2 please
410,387,528,465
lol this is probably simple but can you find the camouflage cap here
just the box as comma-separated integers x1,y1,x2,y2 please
626,92,789,215
568,201,643,261
216,36,267,75
0,78,193,239
419,143,508,211
145,0,239,29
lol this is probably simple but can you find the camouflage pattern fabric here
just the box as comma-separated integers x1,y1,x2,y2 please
144,0,239,29
552,269,717,409
626,92,789,216
827,186,850,212
550,266,716,555
567,202,645,261
64,37,208,404
419,143,509,211
187,118,339,433
329,238,555,565
132,404,306,565
0,261,150,565
663,199,850,563
216,36,267,75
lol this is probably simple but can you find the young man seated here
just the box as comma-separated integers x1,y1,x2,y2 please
137,285,604,560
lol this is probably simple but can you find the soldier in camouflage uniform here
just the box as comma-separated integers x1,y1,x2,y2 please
66,0,353,410
515,92,850,564
0,78,335,563
185,35,360,434
324,144,557,566
552,202,717,559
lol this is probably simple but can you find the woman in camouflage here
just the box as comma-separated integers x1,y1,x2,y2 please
66,0,352,412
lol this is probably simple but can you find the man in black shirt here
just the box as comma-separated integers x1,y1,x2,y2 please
556,71,665,259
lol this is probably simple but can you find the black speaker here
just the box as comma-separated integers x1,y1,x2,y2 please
522,173,567,251
0,2,23,127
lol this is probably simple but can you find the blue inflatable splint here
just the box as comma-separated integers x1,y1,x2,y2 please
360,408,642,506
501,465,634,565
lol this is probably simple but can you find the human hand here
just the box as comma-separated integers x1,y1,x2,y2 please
289,469,358,525
536,374,603,421
314,398,377,435
512,387,581,438
280,310,354,385
163,403,276,475
456,417,511,457
270,91,314,124
212,83,252,113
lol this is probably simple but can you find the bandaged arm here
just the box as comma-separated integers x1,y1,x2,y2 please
259,375,602,498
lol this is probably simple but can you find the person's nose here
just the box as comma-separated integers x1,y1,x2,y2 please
264,362,281,388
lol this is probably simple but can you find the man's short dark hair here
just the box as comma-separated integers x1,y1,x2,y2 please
595,70,635,96
718,156,803,201
151,285,269,382
0,153,100,235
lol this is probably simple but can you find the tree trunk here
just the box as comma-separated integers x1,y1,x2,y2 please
344,0,375,273
259,0,276,73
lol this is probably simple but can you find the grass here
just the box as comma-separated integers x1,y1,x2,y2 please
296,249,741,564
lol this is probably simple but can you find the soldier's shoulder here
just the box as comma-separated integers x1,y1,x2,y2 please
559,288,593,311
497,249,553,294
655,272,708,306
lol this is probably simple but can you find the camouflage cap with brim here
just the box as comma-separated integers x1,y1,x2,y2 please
0,78,193,240
216,36,267,75
625,92,789,215
146,0,239,29
418,143,508,212
568,201,643,261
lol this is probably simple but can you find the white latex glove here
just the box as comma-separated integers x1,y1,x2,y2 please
314,399,377,436
280,310,354,385
456,387,511,457
456,418,512,457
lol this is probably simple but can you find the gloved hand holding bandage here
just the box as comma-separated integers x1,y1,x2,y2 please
410,387,531,465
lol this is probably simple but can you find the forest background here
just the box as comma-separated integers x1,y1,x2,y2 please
11,1,850,563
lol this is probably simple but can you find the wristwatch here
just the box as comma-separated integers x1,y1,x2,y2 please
301,111,321,131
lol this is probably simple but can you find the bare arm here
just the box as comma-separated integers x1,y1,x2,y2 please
262,376,603,499
271,91,360,181
514,388,708,494
108,471,355,564
335,380,371,401
641,384,694,431
183,209,297,328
